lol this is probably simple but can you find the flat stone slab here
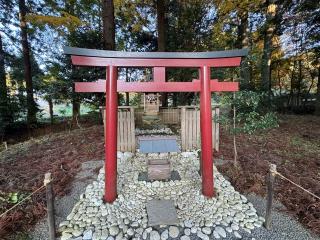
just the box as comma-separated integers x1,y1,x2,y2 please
146,200,178,226
139,136,180,153
138,170,181,182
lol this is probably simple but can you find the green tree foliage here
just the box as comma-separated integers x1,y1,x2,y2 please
0,0,318,138
165,1,214,106
0,33,10,138
220,91,278,134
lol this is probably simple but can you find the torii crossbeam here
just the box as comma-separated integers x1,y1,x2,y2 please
64,47,248,203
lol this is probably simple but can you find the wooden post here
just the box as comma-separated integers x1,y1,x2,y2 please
44,173,55,240
215,107,220,152
264,164,277,230
181,107,186,151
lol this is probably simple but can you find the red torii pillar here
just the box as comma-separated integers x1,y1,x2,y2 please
63,46,247,203
105,66,118,202
200,65,214,196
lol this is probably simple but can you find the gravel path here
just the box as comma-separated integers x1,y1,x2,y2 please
229,193,319,240
28,160,103,240
28,159,319,240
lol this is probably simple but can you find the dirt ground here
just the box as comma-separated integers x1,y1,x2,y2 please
0,114,319,238
216,114,320,235
0,124,105,238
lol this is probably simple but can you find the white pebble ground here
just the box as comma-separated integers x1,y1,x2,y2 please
59,151,265,240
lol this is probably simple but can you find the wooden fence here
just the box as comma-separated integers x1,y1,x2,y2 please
134,108,144,126
134,107,181,126
180,106,219,151
101,105,219,153
101,106,136,152
159,107,180,124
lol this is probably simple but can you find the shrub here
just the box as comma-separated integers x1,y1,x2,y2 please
219,91,279,135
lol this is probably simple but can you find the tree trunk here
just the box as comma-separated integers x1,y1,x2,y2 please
72,97,80,122
71,63,81,123
64,2,82,123
172,93,177,107
0,32,11,128
261,0,277,93
236,10,250,89
297,59,302,106
125,92,129,106
125,65,129,106
102,0,115,50
156,0,168,107
157,0,165,52
277,68,282,96
19,0,37,126
236,11,249,49
288,60,296,108
315,67,320,116
48,98,54,125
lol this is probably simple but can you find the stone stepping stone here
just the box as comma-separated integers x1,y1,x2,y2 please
146,199,178,226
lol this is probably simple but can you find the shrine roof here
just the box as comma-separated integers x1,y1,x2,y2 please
63,46,248,59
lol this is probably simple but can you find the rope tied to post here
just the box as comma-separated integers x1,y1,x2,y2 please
0,173,54,219
0,185,46,218
265,163,320,230
271,167,320,201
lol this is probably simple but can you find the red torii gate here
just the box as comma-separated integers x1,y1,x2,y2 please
63,47,248,203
